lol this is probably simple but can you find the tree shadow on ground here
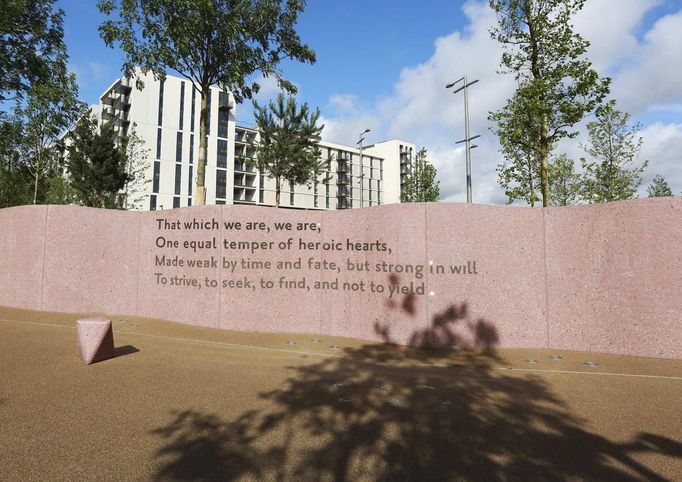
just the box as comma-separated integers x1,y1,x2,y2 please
150,344,680,481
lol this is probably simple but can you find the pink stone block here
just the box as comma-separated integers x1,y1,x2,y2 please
77,317,114,365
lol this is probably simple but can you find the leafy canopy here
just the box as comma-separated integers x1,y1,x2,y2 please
580,100,648,203
646,175,672,198
0,0,68,103
549,154,580,206
97,0,315,99
253,93,324,207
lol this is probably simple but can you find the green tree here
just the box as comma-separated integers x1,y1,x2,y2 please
489,0,610,207
121,123,151,209
0,0,68,103
549,154,580,206
67,114,131,209
493,83,541,206
253,93,324,207
19,75,84,204
646,174,672,198
401,147,440,202
97,0,316,206
580,100,648,203
0,115,31,208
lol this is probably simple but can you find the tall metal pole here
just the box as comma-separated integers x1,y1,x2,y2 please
463,76,472,203
357,128,370,208
447,76,480,204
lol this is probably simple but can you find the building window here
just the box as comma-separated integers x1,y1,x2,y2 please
259,173,264,203
179,82,185,130
153,161,160,193
187,198,192,206
176,132,183,162
325,181,330,209
156,128,162,160
158,80,164,126
188,165,193,197
216,169,227,199
150,194,157,211
189,134,194,164
191,87,196,132
217,139,227,168
314,180,318,207
218,92,230,138
289,180,294,205
173,196,180,208
174,163,181,195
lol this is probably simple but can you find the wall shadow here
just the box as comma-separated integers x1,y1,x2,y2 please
150,340,680,481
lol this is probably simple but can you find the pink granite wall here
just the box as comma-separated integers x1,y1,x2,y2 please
544,198,682,358
0,198,680,358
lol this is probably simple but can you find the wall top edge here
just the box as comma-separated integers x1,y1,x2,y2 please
1,197,679,216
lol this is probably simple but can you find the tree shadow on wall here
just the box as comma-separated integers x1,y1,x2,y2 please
150,341,680,481
376,274,500,352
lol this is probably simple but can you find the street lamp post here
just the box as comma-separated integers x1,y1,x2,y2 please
356,128,370,208
446,76,480,204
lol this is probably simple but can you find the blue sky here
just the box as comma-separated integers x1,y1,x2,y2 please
58,0,682,203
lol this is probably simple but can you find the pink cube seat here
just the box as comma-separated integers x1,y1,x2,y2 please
76,317,114,365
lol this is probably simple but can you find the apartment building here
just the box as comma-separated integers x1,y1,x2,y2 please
97,72,415,210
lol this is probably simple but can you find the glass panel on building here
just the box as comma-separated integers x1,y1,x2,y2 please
175,132,183,162
158,80,164,126
173,196,180,208
179,82,185,130
189,134,194,164
156,128,162,159
191,88,196,132
217,139,227,168
153,161,160,192
216,169,227,199
174,163,181,195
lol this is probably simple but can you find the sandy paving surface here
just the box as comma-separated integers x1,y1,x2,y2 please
1,306,681,481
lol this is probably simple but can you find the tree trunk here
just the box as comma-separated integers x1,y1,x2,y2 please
275,175,280,208
540,114,550,207
196,86,208,206
32,152,41,205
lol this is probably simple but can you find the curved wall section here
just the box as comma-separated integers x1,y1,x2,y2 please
1,198,680,359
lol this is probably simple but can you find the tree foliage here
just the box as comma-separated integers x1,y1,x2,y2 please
18,74,84,204
493,84,541,206
121,123,151,210
0,116,31,208
549,154,580,206
97,0,316,205
646,175,672,198
253,93,324,207
67,114,131,209
580,100,648,203
0,0,68,103
489,0,610,206
401,147,440,203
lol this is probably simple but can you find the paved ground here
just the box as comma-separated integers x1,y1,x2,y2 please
1,306,681,481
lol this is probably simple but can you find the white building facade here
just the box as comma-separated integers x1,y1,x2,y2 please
98,73,415,210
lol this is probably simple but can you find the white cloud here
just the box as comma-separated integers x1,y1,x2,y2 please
610,10,682,115
638,122,682,195
328,94,360,115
